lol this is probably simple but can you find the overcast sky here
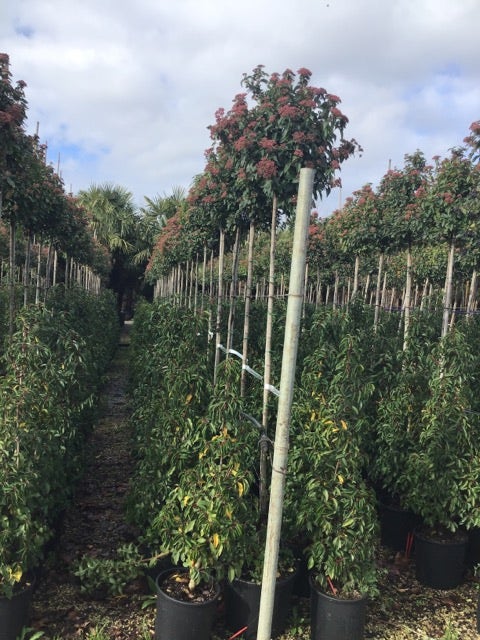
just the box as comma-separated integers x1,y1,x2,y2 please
2,0,479,217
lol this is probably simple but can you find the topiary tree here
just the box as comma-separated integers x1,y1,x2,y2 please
421,148,479,336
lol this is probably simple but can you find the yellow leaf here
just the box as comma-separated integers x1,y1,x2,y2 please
340,420,347,430
212,533,220,548
185,393,193,405
237,482,244,497
182,495,190,506
338,474,344,485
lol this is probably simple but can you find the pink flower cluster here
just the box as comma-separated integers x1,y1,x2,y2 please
278,105,300,118
259,137,277,151
256,158,277,179
443,192,455,204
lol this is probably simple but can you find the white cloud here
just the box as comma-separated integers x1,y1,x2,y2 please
2,0,479,213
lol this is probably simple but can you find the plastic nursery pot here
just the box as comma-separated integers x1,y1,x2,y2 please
224,567,298,640
414,528,468,590
477,593,480,633
309,575,367,640
378,501,420,552
155,568,220,640
0,576,36,640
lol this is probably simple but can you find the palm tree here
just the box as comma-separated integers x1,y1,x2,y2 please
133,187,187,267
77,183,138,317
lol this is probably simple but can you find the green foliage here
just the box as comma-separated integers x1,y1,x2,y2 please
286,397,379,598
0,288,119,597
146,359,258,590
73,543,144,596
402,327,480,530
126,301,214,530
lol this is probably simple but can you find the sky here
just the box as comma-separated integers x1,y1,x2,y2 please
1,0,479,217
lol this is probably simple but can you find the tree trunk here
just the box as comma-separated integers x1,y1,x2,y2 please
466,269,477,319
23,230,32,307
403,245,413,351
201,244,207,313
8,219,16,336
442,241,456,337
260,195,278,521
374,253,384,330
351,255,359,300
241,221,255,397
333,270,339,308
214,228,225,385
226,227,241,351
262,195,278,430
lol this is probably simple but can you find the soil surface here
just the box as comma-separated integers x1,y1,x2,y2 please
29,321,480,639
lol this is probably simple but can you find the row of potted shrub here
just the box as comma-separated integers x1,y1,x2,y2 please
0,286,120,638
127,298,480,639
126,301,381,639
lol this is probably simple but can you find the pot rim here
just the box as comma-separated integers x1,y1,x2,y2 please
155,567,220,606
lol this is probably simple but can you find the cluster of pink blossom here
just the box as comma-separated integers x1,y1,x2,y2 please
256,158,277,179
234,135,252,151
278,105,300,119
259,137,277,151
442,192,455,204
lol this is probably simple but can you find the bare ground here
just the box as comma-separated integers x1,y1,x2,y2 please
28,322,480,640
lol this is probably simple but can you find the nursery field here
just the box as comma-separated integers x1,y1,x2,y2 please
26,317,480,640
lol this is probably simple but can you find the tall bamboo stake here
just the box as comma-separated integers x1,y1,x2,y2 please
257,168,314,640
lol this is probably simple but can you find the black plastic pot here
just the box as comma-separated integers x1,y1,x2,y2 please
155,568,220,640
0,578,35,640
476,593,480,633
467,527,480,567
310,576,367,640
378,502,419,552
224,568,298,639
414,528,467,589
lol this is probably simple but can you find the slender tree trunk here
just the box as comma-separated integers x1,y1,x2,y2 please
214,228,225,385
315,267,321,308
241,221,255,397
351,255,359,300
227,227,241,351
466,269,477,319
363,272,370,304
44,242,53,301
420,278,429,311
8,219,16,336
262,195,278,429
193,254,199,315
260,195,278,520
442,241,456,337
373,253,384,330
333,271,339,308
201,244,207,314
403,245,413,351
53,249,58,286
23,230,32,307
